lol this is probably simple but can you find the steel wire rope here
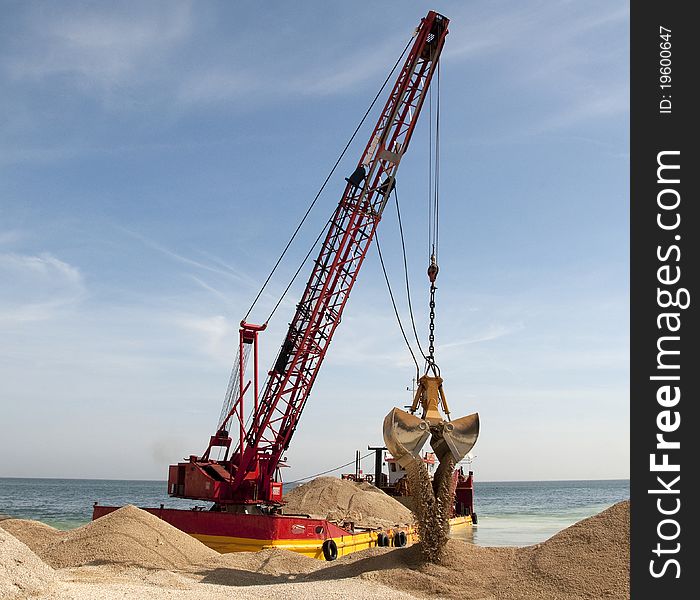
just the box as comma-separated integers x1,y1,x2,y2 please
375,230,420,383
428,76,433,259
264,220,329,324
426,60,441,376
243,36,414,323
393,187,428,363
234,36,414,445
286,451,374,484
427,62,441,261
434,60,441,262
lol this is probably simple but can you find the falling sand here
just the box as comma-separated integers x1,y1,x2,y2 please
404,454,456,563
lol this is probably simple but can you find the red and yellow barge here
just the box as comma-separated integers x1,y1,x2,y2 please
92,504,421,560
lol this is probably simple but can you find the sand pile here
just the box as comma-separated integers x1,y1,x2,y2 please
221,547,323,576
283,476,414,528
344,500,630,599
300,538,516,598
1,518,67,555
200,548,325,587
39,505,220,570
510,500,630,599
0,527,56,599
0,501,629,599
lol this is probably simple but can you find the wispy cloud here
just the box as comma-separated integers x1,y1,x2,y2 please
119,227,251,285
186,275,230,304
0,252,84,323
0,230,25,245
445,1,629,135
439,323,521,349
174,313,237,365
4,3,193,94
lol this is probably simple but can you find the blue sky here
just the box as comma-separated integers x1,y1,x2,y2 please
0,1,629,482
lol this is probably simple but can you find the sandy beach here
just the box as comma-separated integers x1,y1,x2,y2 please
2,500,629,600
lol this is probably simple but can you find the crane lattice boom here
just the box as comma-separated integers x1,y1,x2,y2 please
168,11,449,507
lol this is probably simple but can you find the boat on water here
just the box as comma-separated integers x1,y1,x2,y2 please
92,11,479,562
92,450,476,561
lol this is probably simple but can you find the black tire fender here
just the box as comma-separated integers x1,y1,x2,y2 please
377,532,390,547
393,531,407,547
322,539,338,561
472,512,478,525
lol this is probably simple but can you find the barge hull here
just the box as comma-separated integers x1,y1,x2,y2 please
92,505,435,559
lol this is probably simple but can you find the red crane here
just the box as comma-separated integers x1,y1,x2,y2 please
168,10,449,510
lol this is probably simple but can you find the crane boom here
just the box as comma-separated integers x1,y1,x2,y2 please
168,11,449,507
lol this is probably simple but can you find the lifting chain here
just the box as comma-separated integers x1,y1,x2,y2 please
426,254,439,375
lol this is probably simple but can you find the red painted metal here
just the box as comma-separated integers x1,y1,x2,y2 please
168,11,450,507
453,470,475,517
92,505,352,543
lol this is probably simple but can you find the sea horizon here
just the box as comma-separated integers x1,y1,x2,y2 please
1,477,630,546
0,475,631,483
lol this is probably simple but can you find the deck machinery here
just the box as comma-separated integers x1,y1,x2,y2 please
94,10,479,560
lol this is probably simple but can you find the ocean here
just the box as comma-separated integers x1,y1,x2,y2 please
0,477,629,547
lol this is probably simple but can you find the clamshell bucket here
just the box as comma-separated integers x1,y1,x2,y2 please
429,412,479,464
383,374,479,467
383,408,431,468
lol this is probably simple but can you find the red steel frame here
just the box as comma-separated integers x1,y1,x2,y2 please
169,11,449,506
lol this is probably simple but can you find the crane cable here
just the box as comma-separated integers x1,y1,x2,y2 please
243,36,414,324
393,187,428,363
375,228,420,383
426,59,441,376
377,59,443,380
286,451,374,485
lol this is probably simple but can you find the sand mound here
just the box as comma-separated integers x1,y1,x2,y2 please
301,538,515,598
1,501,629,599
316,501,630,600
201,548,325,586
510,500,630,599
0,518,67,554
283,477,414,529
221,547,323,576
40,505,220,570
0,527,56,599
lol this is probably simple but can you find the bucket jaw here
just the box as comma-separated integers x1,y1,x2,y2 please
382,375,479,467
429,413,479,464
383,408,431,468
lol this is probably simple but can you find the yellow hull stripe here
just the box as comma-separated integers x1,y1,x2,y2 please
192,516,472,560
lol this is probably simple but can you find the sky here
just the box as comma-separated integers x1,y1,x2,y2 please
0,0,629,482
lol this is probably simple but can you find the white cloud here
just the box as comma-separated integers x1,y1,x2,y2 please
175,314,237,365
0,252,84,323
445,1,629,135
4,2,193,96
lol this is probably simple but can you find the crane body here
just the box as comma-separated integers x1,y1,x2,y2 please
93,11,481,561
167,10,453,510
